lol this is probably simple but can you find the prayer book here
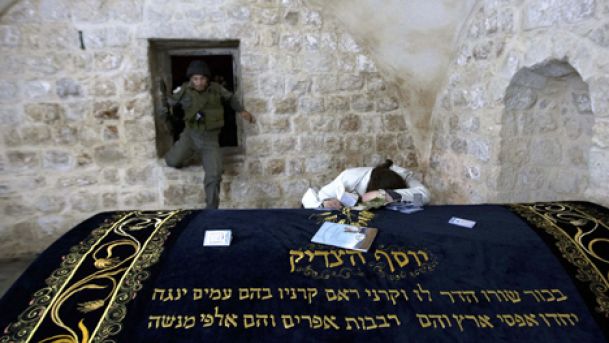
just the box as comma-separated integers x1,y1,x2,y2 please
311,222,378,252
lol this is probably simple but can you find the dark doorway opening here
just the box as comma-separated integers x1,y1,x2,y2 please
149,39,243,160
170,55,238,147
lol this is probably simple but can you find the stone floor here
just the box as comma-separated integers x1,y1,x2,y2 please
0,255,38,298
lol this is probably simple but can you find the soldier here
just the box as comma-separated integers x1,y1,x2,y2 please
164,60,255,209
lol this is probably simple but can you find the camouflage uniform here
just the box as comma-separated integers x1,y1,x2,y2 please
164,61,244,209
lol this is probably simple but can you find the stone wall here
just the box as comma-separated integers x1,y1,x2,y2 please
2,0,609,259
498,62,593,202
428,0,609,206
0,0,419,258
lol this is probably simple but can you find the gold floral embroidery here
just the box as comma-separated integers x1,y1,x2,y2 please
509,202,609,317
309,207,376,227
77,300,105,314
0,210,190,343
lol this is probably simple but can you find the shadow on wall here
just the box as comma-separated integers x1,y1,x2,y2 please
497,59,594,203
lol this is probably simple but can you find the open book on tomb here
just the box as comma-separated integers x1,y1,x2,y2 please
311,222,378,252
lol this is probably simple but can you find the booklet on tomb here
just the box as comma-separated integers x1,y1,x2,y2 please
311,222,378,252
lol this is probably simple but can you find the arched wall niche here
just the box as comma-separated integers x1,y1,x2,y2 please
427,25,609,207
496,60,593,203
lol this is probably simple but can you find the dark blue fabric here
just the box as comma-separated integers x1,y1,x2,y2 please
1,205,607,342
0,212,125,327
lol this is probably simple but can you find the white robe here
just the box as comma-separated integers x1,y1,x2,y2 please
301,165,430,208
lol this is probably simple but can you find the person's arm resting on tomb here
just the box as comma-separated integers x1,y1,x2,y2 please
387,165,430,204
302,169,361,209
302,175,343,209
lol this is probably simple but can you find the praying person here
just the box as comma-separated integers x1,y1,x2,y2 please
301,159,430,209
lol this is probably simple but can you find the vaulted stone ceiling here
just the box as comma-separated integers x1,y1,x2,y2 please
305,0,477,157
306,0,476,101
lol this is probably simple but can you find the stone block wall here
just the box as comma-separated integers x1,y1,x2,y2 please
498,63,594,202
429,0,609,206
2,0,609,259
0,0,419,258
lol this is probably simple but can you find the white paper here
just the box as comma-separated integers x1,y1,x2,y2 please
448,217,476,229
203,230,232,246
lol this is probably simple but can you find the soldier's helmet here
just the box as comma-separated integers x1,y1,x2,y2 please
186,60,211,79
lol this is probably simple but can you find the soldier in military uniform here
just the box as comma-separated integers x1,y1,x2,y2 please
164,60,255,209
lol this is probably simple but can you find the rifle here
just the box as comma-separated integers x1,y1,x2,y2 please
160,80,185,142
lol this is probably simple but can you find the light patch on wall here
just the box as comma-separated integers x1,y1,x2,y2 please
306,0,476,88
